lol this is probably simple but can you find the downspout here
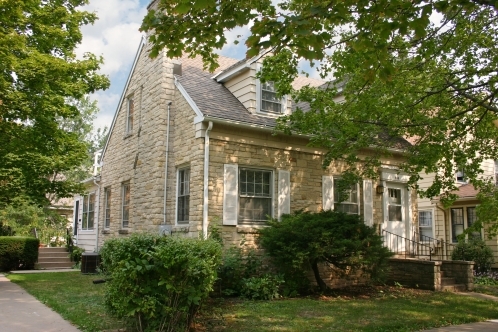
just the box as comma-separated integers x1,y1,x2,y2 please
435,202,447,258
203,121,213,239
93,176,101,252
163,101,172,224
93,150,102,252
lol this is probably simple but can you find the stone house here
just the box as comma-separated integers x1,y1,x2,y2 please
73,32,419,263
417,160,498,267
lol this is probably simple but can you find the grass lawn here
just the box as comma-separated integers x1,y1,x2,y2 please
7,272,498,332
7,272,126,332
475,284,498,297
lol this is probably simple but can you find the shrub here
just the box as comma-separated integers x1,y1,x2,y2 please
0,236,39,271
100,233,222,332
69,246,85,264
0,221,15,236
241,274,284,300
259,210,393,291
451,239,494,272
474,271,498,286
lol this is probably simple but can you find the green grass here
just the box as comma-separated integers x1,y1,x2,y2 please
203,288,498,332
7,272,126,332
475,284,498,297
7,273,498,332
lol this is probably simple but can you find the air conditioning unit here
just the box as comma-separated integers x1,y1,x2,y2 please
81,252,100,274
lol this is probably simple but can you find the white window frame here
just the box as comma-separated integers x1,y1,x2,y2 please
121,182,130,228
332,177,360,215
418,209,434,241
176,168,190,225
104,187,111,229
126,96,134,134
455,166,466,183
255,65,287,116
450,205,482,243
238,167,274,224
81,193,95,231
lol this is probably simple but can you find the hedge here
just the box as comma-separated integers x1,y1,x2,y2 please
0,236,39,271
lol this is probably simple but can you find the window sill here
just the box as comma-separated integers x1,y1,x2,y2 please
123,132,133,139
118,229,129,234
236,225,268,234
102,229,111,234
172,226,189,233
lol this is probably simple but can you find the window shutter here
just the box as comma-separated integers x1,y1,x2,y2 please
322,176,334,211
278,170,290,219
223,164,238,225
363,180,374,226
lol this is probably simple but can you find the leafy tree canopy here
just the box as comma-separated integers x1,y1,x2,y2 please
141,1,498,230
0,0,110,207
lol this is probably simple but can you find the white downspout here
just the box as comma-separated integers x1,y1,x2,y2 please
93,176,100,252
203,121,213,239
163,101,172,224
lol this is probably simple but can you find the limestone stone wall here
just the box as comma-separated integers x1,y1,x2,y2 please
98,41,182,247
440,260,474,290
387,258,442,290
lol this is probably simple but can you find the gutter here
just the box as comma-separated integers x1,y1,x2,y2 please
203,121,213,239
163,101,172,224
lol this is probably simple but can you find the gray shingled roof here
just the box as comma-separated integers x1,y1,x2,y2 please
177,57,411,149
177,64,277,128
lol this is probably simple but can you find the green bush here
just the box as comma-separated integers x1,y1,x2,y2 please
451,239,494,272
259,210,393,291
0,236,39,271
0,221,15,236
241,274,284,300
100,233,222,332
69,246,85,264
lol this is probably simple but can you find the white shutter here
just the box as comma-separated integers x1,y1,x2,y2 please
322,176,334,211
223,164,238,225
278,170,290,219
363,180,374,226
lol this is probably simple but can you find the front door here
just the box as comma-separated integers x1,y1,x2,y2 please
384,185,406,252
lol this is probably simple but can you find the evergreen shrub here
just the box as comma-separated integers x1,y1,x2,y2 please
0,236,39,271
451,239,494,272
259,210,393,291
100,233,222,332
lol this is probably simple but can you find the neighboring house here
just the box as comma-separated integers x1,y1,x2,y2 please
72,176,100,252
50,196,73,224
88,29,417,273
417,159,498,267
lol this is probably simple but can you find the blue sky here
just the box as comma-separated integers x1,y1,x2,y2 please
77,0,248,131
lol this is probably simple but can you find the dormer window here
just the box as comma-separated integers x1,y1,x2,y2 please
261,81,282,113
456,167,466,183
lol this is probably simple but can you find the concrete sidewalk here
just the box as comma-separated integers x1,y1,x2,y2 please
0,273,81,332
421,320,498,331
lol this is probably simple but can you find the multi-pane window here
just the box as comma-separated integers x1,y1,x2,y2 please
82,193,95,230
451,208,464,242
418,210,433,239
104,187,111,228
451,206,480,242
239,169,272,223
467,207,481,239
260,81,282,114
388,188,402,221
122,182,130,228
126,97,134,133
177,168,190,224
456,167,466,182
333,179,359,214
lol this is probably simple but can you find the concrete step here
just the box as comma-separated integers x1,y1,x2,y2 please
38,257,72,263
39,247,68,253
38,252,69,259
36,261,74,269
441,277,457,286
441,284,467,292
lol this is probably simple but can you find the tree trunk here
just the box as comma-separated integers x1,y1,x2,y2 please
311,261,327,292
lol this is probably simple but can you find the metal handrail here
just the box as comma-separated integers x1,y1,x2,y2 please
382,230,433,260
413,232,456,260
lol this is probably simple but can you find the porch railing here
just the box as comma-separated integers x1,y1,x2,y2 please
382,230,434,260
413,232,457,261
